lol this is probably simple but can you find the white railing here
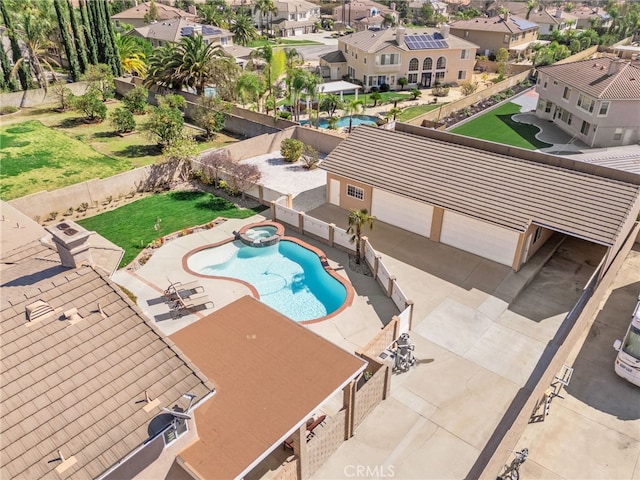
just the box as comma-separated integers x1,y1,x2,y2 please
364,240,376,267
334,228,355,251
398,306,412,335
303,215,331,241
275,204,299,227
377,262,391,294
391,279,408,312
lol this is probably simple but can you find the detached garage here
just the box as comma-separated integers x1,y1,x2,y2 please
321,125,640,271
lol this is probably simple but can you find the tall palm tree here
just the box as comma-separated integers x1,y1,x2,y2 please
145,42,181,91
347,209,375,264
199,4,228,28
254,0,277,37
115,33,147,77
344,98,364,132
236,71,264,109
284,48,304,70
11,3,58,91
251,45,285,115
230,13,258,46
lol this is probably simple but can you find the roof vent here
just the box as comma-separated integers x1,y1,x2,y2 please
63,307,83,326
26,300,56,325
45,220,93,269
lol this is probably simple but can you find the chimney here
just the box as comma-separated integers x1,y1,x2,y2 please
188,5,197,15
396,26,405,46
607,58,625,76
45,221,93,269
390,2,396,11
440,24,450,38
503,11,510,22
555,8,562,18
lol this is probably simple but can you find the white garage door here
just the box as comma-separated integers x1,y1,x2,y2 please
371,189,433,237
440,211,519,266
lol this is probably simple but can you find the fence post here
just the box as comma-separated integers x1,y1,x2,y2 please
258,184,264,205
293,423,309,480
329,223,335,247
374,255,381,277
286,193,293,209
270,200,276,221
406,300,414,331
387,276,395,298
298,211,305,234
343,380,356,439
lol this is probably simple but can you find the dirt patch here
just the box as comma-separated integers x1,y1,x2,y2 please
348,254,373,276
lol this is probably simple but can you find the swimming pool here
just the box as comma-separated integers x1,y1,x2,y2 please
301,114,380,129
187,239,348,322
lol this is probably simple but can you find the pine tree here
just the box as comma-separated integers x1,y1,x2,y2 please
0,35,19,91
68,0,88,73
87,0,107,64
54,0,80,81
0,0,30,90
80,0,98,65
101,0,122,76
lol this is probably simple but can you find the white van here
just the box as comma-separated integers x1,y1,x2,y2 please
613,294,640,387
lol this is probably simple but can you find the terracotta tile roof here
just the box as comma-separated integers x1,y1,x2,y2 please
450,14,538,33
111,1,197,21
275,0,317,12
0,242,214,479
538,57,640,100
319,126,640,246
133,18,231,44
339,27,477,53
170,296,366,480
320,50,347,63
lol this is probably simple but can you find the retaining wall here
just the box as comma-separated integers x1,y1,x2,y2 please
0,81,92,108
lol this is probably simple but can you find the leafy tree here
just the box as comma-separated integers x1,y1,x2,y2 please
193,95,229,138
200,150,231,185
144,0,159,24
236,71,265,108
68,0,88,73
145,94,186,147
72,88,107,121
228,162,261,199
300,144,319,170
110,0,134,16
102,0,122,76
51,81,74,111
162,135,199,181
459,80,478,95
110,107,136,133
397,77,408,91
382,13,396,27
320,93,342,117
410,87,422,100
54,0,80,81
0,39,18,92
115,32,147,76
122,85,148,114
230,13,258,46
82,64,115,101
280,138,304,163
347,209,374,264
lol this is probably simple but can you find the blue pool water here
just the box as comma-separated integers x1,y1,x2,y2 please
301,114,380,129
188,240,347,321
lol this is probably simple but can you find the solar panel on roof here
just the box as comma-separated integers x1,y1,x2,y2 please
181,27,194,36
404,34,448,50
511,17,537,30
202,26,222,35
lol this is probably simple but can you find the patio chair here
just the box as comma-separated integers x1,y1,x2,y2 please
306,414,326,441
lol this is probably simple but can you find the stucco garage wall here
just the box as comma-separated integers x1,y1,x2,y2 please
440,211,520,266
371,189,433,237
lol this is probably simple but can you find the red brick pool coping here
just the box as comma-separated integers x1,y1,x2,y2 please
182,222,355,325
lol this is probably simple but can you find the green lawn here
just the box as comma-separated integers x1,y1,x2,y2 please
0,102,240,200
0,120,130,200
248,38,322,47
77,191,264,267
343,91,413,105
450,102,552,150
396,103,441,122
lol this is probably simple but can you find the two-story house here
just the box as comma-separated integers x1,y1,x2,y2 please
252,0,320,37
449,13,539,58
319,26,478,90
111,1,197,29
527,8,577,37
332,0,400,31
571,6,612,30
535,57,640,148
131,19,234,48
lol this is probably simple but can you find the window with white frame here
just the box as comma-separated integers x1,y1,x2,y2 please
576,93,595,113
409,58,419,71
545,101,552,113
562,86,571,100
598,101,610,117
347,185,364,200
376,53,399,65
423,57,433,70
435,71,445,82
436,56,446,69
503,34,510,43
464,30,469,37
458,70,466,80
408,73,418,83
460,49,469,59
580,120,591,135
348,66,355,78
613,128,623,140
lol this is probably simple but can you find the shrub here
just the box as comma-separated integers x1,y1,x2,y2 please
410,87,421,100
122,86,148,114
52,81,73,111
379,83,390,92
432,85,450,97
72,88,108,122
0,105,18,115
460,80,478,96
280,138,304,163
218,179,239,196
300,144,320,170
110,107,136,133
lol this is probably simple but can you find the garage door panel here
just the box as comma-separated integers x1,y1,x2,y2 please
441,211,519,266
372,189,432,237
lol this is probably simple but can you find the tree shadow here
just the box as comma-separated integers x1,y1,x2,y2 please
56,117,85,129
93,131,118,138
115,144,161,158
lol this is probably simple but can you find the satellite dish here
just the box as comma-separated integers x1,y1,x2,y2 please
162,407,192,420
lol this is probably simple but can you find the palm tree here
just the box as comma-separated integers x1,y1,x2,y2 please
284,48,304,70
230,13,258,46
344,98,364,132
320,93,342,118
145,42,182,91
347,209,375,264
11,4,58,91
370,91,382,107
115,33,147,77
525,0,537,20
251,45,285,115
254,0,277,37
236,71,264,109
199,4,229,28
